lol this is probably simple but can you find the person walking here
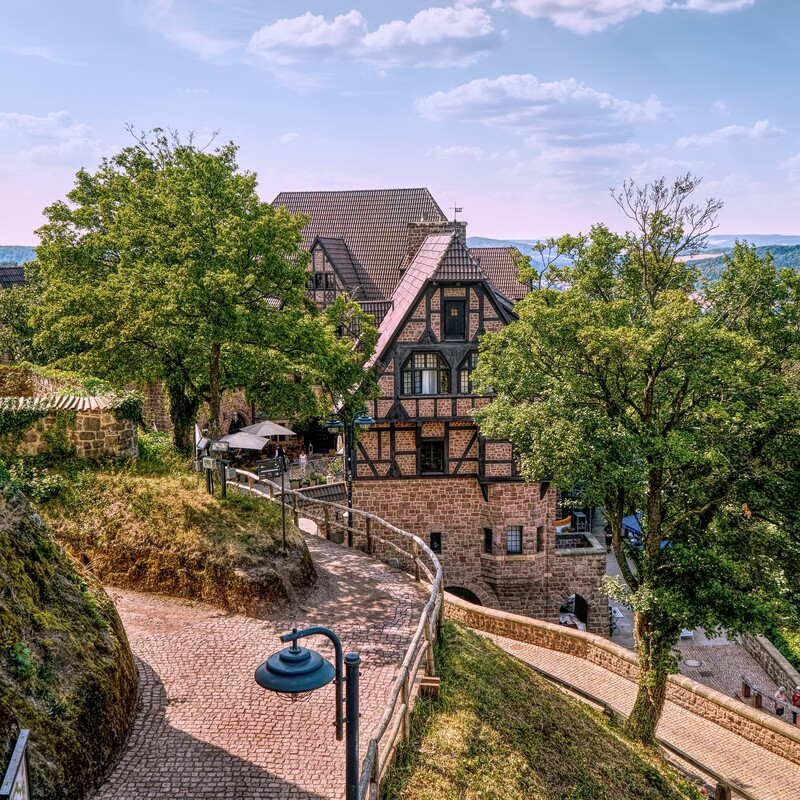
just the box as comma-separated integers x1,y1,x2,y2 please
774,686,787,717
604,523,613,553
791,685,800,724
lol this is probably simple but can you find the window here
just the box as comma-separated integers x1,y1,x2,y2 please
314,273,325,290
420,441,445,473
430,531,442,553
506,525,522,555
483,528,493,554
325,273,335,289
402,352,449,395
458,351,479,394
443,299,466,340
536,525,544,553
306,274,314,290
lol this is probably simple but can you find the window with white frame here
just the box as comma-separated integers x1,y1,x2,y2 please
402,352,449,395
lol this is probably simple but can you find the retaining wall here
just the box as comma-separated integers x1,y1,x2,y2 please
445,593,800,767
741,633,800,695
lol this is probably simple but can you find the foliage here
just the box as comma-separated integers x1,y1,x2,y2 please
0,404,48,458
32,127,312,450
382,622,703,800
693,243,800,279
0,262,48,363
245,295,380,424
473,175,800,742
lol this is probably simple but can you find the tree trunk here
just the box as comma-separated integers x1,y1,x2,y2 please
167,382,199,455
208,343,221,442
624,608,676,743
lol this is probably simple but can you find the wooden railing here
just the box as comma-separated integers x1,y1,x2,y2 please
232,469,444,799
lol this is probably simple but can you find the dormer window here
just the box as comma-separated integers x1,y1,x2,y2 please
458,351,479,394
402,352,449,395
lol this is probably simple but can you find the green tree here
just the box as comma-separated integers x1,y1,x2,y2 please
473,175,800,743
0,261,47,364
33,128,311,451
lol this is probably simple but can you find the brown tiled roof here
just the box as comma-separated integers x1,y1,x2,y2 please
0,263,25,289
471,246,530,301
0,394,115,411
272,188,448,301
432,236,486,282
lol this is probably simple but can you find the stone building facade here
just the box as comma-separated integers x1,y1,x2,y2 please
274,188,608,634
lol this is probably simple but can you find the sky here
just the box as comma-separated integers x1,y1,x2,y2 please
1,0,799,245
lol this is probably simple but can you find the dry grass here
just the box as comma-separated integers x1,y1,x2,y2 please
382,622,704,800
36,445,316,613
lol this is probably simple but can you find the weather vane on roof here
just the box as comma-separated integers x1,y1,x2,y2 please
450,204,463,222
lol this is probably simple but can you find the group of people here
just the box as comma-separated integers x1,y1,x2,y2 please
774,685,800,723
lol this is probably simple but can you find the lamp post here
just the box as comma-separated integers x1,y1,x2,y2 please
254,626,361,800
324,409,375,546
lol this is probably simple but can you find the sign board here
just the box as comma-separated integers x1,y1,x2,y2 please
257,458,284,480
202,457,216,471
209,441,230,453
1,730,30,800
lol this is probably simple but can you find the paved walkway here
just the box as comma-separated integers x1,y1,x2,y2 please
485,632,800,800
93,532,427,800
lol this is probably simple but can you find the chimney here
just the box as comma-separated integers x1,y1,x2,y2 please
404,218,468,268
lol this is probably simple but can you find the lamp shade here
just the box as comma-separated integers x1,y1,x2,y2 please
354,412,375,427
325,418,344,434
255,644,335,695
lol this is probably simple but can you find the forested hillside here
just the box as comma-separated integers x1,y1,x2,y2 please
0,246,35,264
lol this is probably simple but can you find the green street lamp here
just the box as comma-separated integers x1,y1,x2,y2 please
255,626,361,800
324,409,375,545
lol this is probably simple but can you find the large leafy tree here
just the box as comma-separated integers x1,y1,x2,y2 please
33,128,311,450
473,175,800,743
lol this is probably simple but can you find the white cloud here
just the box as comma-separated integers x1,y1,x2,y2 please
137,0,239,59
247,4,501,68
416,74,662,147
278,132,299,143
0,111,109,165
0,44,77,65
779,153,800,177
501,0,755,34
427,144,486,160
711,99,728,113
676,119,784,148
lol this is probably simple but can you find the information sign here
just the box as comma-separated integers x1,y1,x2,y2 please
202,457,216,471
257,458,284,480
1,730,30,800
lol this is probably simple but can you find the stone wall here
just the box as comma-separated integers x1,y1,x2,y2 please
446,594,800,766
17,411,137,460
741,633,800,694
353,476,608,634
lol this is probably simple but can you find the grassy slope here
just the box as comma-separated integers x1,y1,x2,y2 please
29,434,317,613
383,623,703,800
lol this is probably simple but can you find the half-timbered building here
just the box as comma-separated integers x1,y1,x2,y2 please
273,188,607,633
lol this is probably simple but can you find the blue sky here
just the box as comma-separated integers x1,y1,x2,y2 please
1,0,798,244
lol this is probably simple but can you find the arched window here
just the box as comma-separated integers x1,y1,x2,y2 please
458,351,479,394
402,352,449,395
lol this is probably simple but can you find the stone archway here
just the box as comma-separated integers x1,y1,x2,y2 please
445,586,483,606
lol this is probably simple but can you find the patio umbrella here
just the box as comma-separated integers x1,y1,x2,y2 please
219,431,270,451
241,420,297,438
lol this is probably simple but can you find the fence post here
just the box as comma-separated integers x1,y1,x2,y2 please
715,784,731,800
400,669,411,742
269,482,274,499
412,542,420,582
323,505,331,540
292,493,299,526
248,476,253,496
369,745,380,800
366,517,373,555
424,619,436,677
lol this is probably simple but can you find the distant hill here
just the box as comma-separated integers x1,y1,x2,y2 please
468,235,800,275
0,245,36,264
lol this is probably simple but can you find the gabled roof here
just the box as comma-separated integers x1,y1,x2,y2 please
313,236,378,300
470,246,529,301
369,233,513,367
272,188,448,300
0,263,25,290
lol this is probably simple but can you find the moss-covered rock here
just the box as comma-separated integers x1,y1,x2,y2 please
0,484,137,800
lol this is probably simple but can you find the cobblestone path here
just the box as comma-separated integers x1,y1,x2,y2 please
93,534,427,800
486,632,800,800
